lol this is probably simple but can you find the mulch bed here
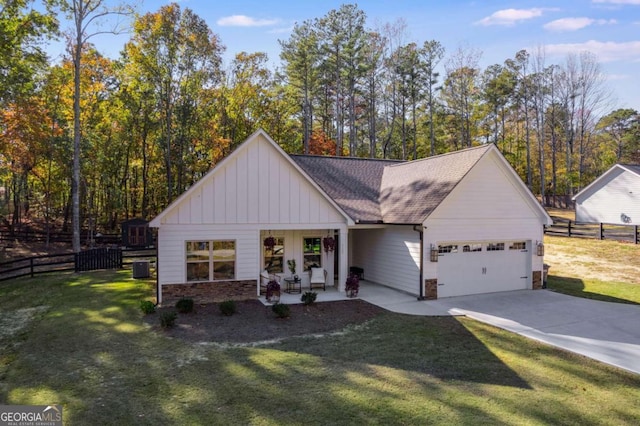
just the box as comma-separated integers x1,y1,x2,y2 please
145,299,386,344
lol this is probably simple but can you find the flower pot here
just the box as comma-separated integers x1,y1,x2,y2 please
346,288,358,298
267,291,280,303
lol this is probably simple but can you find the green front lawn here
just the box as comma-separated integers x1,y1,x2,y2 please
1,270,639,424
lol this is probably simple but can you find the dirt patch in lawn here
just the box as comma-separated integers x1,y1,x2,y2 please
544,240,640,283
144,299,386,345
0,306,49,342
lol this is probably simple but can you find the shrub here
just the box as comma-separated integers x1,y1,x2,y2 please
175,298,194,313
301,291,317,305
139,300,156,314
160,311,177,328
271,302,291,318
219,300,237,316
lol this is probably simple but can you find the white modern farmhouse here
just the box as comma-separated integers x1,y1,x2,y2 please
573,164,640,225
149,129,552,304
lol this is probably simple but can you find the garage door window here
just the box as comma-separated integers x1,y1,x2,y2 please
438,244,458,254
487,242,505,251
463,244,482,252
509,242,526,250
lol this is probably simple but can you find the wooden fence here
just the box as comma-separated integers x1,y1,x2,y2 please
0,247,157,282
0,229,121,245
75,248,122,272
545,217,639,244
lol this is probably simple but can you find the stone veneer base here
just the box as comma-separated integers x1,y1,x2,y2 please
161,279,257,305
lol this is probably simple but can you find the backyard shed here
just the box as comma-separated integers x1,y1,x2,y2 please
573,164,640,225
121,218,153,248
149,129,552,304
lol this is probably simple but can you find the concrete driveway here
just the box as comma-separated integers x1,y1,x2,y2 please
358,284,640,375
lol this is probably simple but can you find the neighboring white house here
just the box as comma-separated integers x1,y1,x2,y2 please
573,164,640,225
149,129,552,304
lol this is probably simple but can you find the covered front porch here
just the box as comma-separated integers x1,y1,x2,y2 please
259,281,346,305
259,226,348,295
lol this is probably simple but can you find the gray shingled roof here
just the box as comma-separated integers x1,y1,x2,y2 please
622,164,640,176
380,145,492,223
292,144,493,224
291,155,402,222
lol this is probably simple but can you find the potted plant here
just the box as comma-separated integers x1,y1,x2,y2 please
266,279,281,302
345,274,359,298
323,236,336,253
287,259,297,279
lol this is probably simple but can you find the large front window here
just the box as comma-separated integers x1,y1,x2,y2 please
186,240,236,282
303,237,322,271
264,237,285,274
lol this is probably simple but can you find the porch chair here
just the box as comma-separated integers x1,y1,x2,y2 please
260,270,281,295
309,267,327,291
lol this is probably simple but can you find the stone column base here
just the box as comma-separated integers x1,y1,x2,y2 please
425,279,438,300
532,271,542,290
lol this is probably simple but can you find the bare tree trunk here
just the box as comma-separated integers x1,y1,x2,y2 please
72,28,82,253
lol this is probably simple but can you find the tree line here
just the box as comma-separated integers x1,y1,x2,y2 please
1,1,639,247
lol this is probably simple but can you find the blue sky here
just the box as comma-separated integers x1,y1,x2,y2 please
50,0,640,110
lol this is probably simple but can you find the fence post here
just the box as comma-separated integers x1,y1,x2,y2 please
30,258,34,278
600,223,604,240
636,225,639,245
568,220,572,237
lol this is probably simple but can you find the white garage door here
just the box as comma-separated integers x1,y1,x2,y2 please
437,241,530,298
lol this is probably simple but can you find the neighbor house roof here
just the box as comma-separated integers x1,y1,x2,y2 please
573,163,640,201
621,164,640,176
292,144,493,224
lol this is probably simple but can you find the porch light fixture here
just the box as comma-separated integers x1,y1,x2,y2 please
536,241,545,256
430,245,439,262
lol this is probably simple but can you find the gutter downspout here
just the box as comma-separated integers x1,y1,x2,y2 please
413,225,425,300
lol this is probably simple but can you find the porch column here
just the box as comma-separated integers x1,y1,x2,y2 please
338,225,348,292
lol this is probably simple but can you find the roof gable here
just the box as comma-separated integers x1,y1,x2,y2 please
380,145,492,223
428,148,553,224
150,129,353,227
573,164,640,202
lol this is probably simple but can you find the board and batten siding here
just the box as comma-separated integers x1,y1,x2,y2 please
350,226,421,295
430,150,545,221
161,133,345,226
575,167,640,225
424,150,547,278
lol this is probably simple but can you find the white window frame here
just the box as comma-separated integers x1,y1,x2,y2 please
186,240,236,282
302,236,322,271
263,237,285,274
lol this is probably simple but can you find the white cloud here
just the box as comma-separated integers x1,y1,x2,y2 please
217,15,279,27
545,40,640,62
476,8,549,26
544,17,617,31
